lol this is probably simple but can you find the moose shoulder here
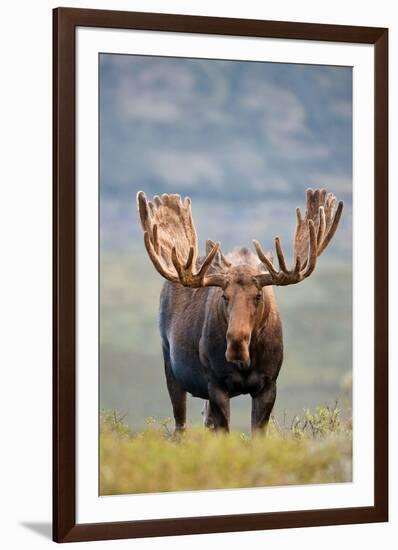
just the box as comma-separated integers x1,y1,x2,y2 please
137,190,343,433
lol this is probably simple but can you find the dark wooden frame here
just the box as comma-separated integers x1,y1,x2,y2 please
53,7,388,543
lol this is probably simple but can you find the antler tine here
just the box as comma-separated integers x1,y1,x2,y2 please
137,191,152,231
171,246,186,282
152,223,160,254
317,200,343,256
143,231,179,283
317,206,326,245
303,220,318,277
184,246,195,270
199,242,222,282
253,240,278,277
275,237,289,273
206,239,232,268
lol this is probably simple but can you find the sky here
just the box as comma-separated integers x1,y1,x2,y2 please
99,54,352,258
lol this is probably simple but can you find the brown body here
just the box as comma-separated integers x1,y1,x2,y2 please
159,250,283,431
137,189,343,432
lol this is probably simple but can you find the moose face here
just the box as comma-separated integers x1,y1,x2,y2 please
221,266,264,369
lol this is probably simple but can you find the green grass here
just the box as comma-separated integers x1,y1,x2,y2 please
100,405,352,495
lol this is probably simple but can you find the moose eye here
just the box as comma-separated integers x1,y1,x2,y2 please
255,293,262,303
222,294,229,302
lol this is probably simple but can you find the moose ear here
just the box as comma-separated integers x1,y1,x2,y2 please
206,240,231,269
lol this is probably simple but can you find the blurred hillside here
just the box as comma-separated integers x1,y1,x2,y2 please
100,55,352,207
99,54,352,431
100,246,352,431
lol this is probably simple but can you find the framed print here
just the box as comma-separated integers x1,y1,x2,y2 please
53,7,388,543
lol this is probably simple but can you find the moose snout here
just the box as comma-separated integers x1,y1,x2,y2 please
225,331,251,368
234,359,251,371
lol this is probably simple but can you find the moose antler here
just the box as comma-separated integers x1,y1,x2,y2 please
254,189,343,287
137,192,226,288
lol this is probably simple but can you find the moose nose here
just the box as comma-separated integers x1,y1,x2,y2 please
225,333,251,367
234,359,251,370
225,350,251,369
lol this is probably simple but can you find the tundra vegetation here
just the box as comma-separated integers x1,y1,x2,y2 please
100,405,352,495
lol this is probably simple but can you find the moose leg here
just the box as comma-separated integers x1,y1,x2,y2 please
202,400,215,429
251,381,277,433
207,383,230,432
163,356,187,433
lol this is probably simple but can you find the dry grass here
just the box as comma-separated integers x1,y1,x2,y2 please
100,405,352,495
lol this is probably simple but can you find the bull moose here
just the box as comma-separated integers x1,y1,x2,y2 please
137,189,343,433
